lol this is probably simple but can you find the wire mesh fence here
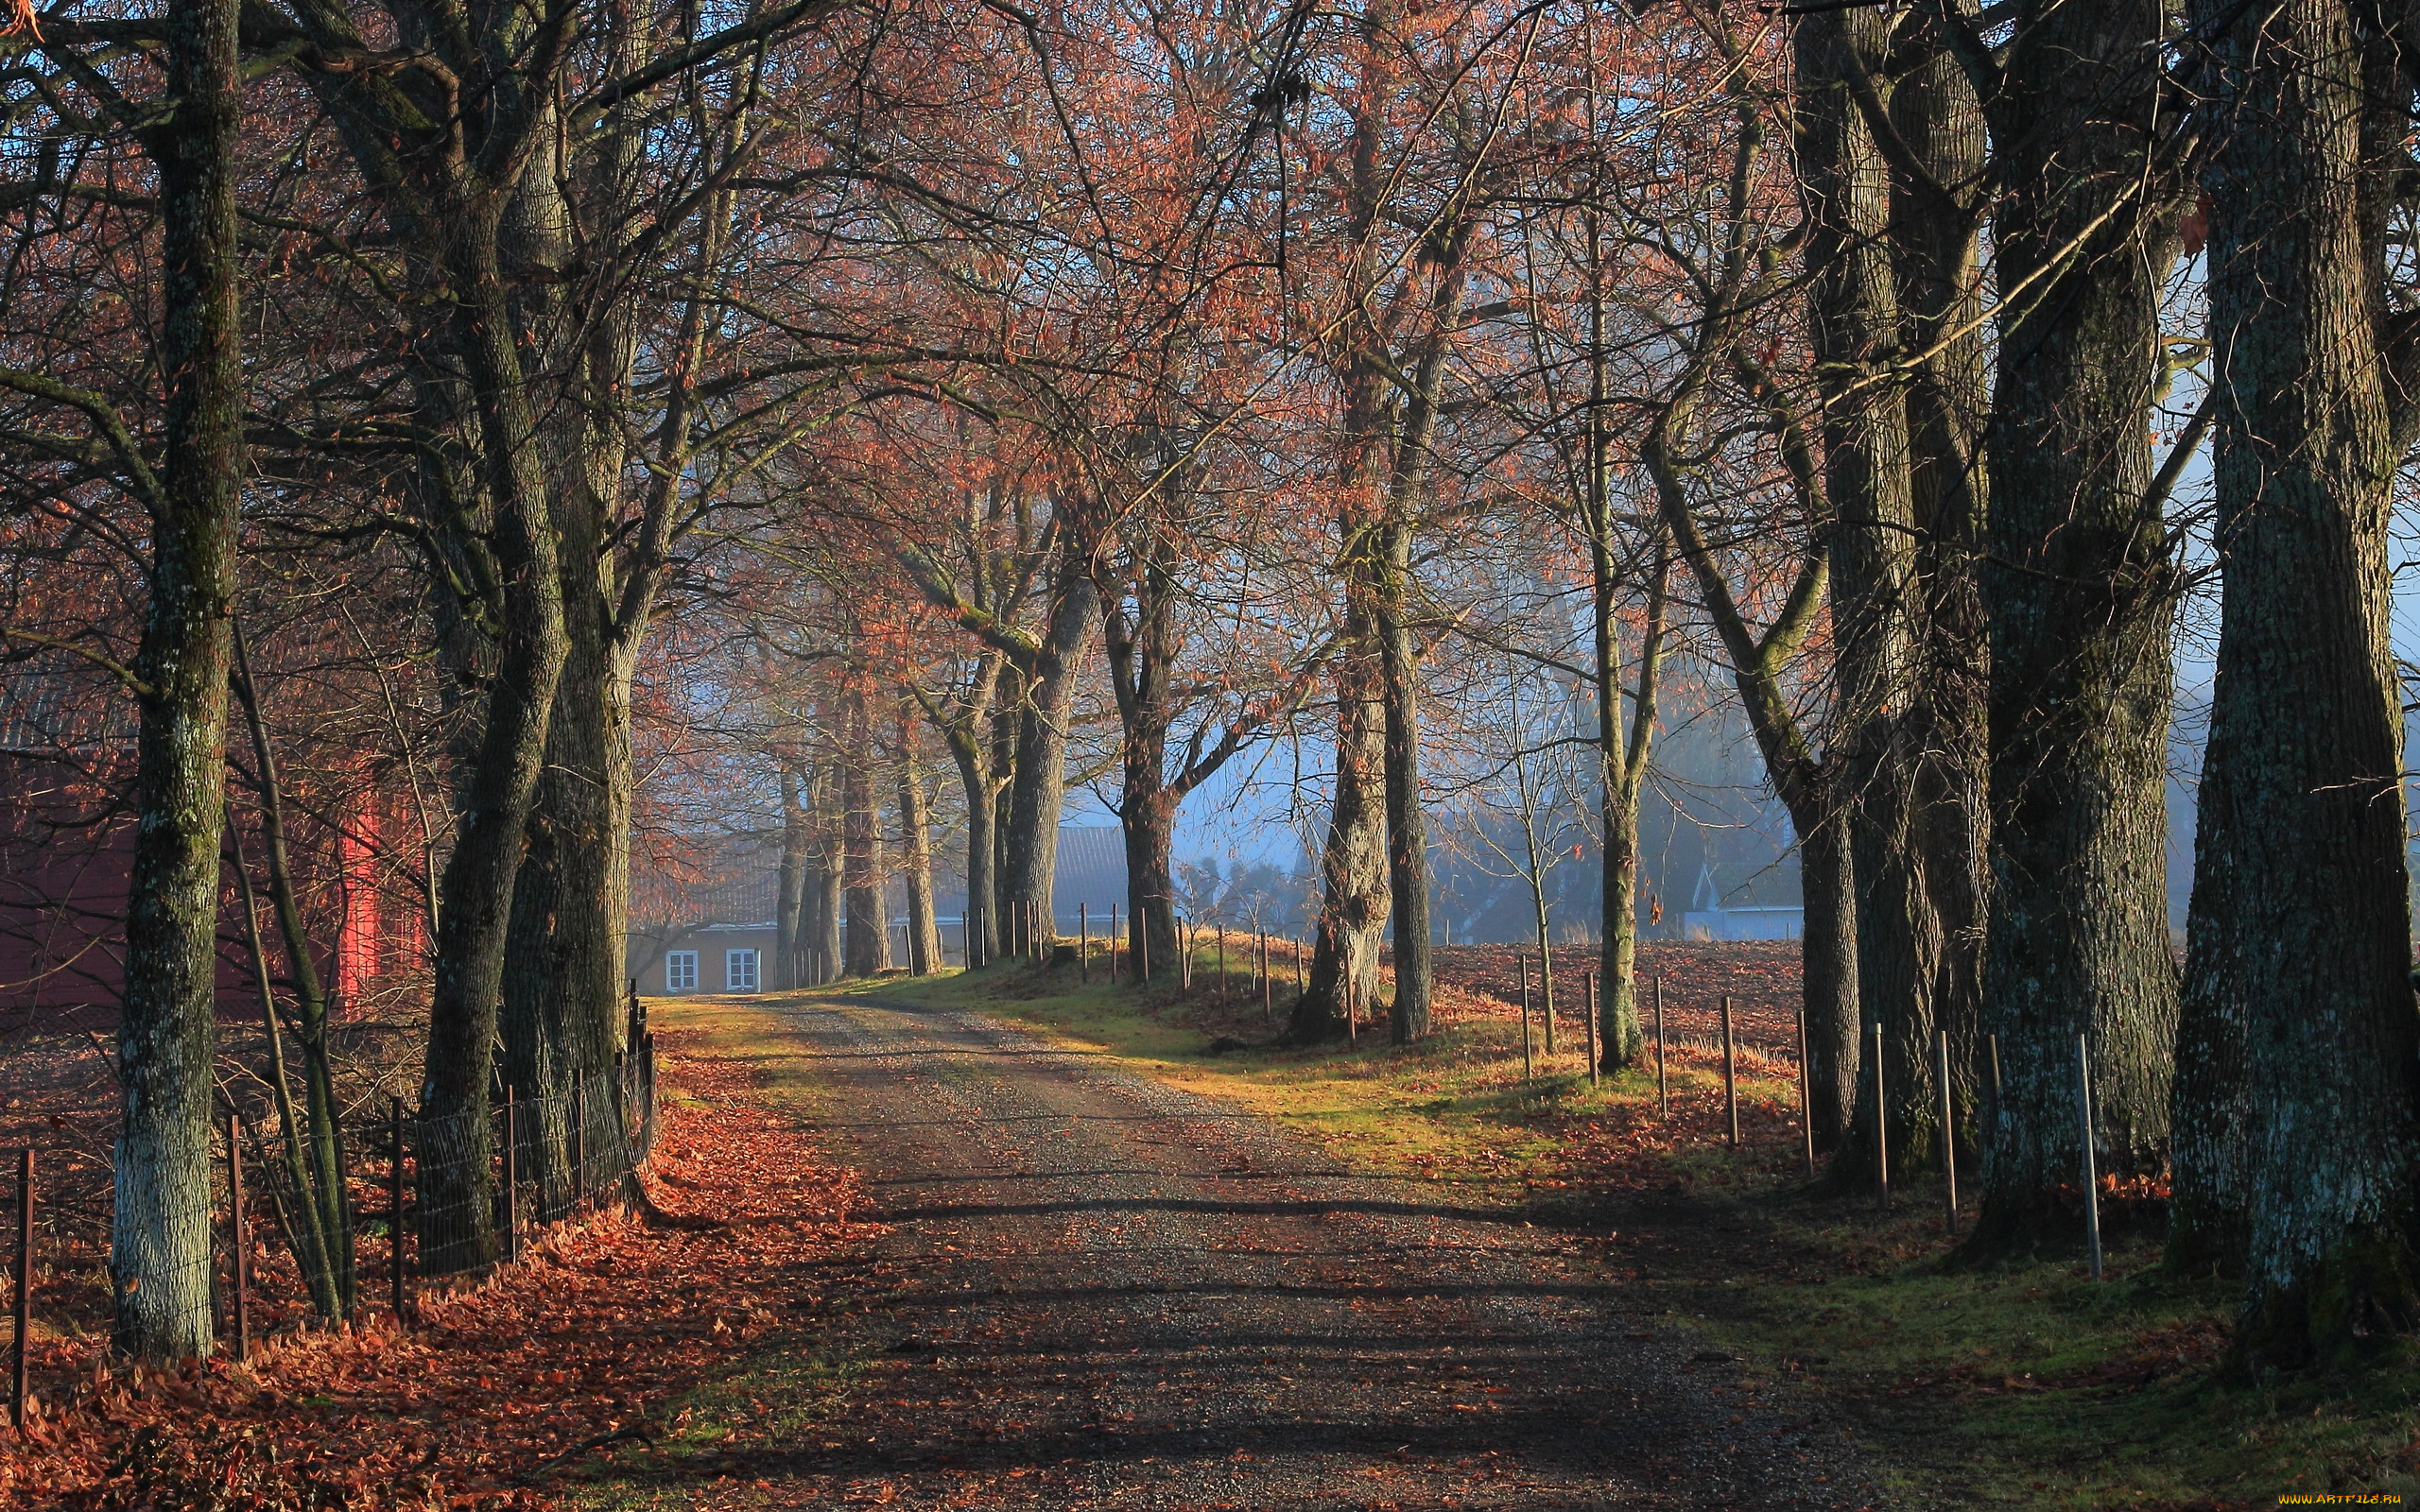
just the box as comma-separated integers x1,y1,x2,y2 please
4,1022,658,1427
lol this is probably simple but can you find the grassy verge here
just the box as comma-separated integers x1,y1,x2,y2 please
824,957,2420,1511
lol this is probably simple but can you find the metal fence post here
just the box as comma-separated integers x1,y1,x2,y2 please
1110,904,1120,982
390,1098,407,1328
1080,903,1090,982
1519,954,1533,1081
1874,1021,1891,1212
2078,1035,2102,1280
228,1113,247,1364
504,1087,519,1267
575,1071,589,1213
1584,971,1600,1087
1654,976,1668,1119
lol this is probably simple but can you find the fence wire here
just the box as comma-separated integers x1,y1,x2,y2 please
5,1026,658,1423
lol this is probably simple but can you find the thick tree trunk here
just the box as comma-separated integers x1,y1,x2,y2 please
898,739,941,974
811,835,842,985
1374,520,1430,1043
1794,4,1936,1184
956,753,995,970
500,592,616,1218
1799,799,1861,1153
417,201,572,1273
999,568,1097,950
1123,792,1180,984
1891,11,1992,1157
775,764,807,989
843,698,889,977
2173,0,2418,1364
113,0,242,1360
1970,0,2180,1251
1294,637,1389,1041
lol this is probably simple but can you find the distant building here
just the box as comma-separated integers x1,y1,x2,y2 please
1681,864,1804,942
628,824,1132,996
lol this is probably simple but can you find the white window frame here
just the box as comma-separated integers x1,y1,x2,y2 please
665,951,698,992
725,947,760,992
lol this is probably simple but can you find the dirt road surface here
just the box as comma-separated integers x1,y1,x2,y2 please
702,992,1880,1510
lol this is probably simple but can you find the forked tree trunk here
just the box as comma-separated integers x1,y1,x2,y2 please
999,567,1097,950
113,0,242,1360
1374,519,1430,1043
1970,0,2181,1251
2172,0,2419,1364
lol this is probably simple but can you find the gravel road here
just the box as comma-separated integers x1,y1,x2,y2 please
717,991,1882,1510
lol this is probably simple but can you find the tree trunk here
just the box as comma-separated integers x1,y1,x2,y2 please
1295,634,1390,1041
999,566,1097,950
230,632,351,1313
1970,0,2181,1251
1596,541,1667,1072
1123,790,1180,985
843,697,889,977
775,763,807,989
1891,8,1992,1161
2174,0,2418,1365
113,0,242,1360
1793,3,1936,1185
898,735,941,974
1799,799,1861,1153
1374,520,1430,1043
499,593,614,1219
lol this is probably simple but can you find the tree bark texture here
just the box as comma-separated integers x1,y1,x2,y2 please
1800,801,1862,1152
898,734,941,974
2173,0,2419,1364
999,563,1097,951
1595,538,1666,1073
113,0,243,1361
1795,5,1939,1184
843,696,890,977
1972,0,2181,1248
1374,518,1431,1043
776,763,808,989
1890,9,1992,1156
1296,637,1389,1042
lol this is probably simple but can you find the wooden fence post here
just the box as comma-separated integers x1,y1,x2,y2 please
12,1147,30,1432
1797,1006,1815,1177
2078,1036,2102,1280
1874,1021,1891,1212
1938,1029,1958,1237
504,1088,519,1267
1584,971,1599,1087
1720,996,1738,1149
228,1113,247,1363
1654,976,1668,1119
1519,955,1533,1081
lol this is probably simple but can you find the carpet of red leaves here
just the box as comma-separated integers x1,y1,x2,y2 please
0,1031,882,1510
